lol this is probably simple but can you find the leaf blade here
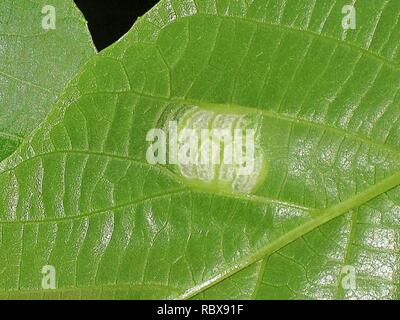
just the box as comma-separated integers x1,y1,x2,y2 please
1,0,400,300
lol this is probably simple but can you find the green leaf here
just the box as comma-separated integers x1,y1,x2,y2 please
0,0,96,161
1,0,400,300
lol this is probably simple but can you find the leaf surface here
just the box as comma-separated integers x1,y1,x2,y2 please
0,0,96,161
1,0,400,299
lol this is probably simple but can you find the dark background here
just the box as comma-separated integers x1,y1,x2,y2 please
74,0,160,51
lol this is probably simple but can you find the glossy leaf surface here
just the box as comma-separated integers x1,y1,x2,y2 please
1,0,400,300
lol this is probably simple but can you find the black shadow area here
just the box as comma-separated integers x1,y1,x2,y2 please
74,0,160,51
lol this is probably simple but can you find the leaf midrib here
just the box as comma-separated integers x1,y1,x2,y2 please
4,2,400,297
0,149,308,224
4,90,400,296
0,187,187,225
180,170,400,299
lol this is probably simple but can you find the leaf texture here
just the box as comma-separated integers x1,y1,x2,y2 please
0,0,96,161
1,0,400,299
